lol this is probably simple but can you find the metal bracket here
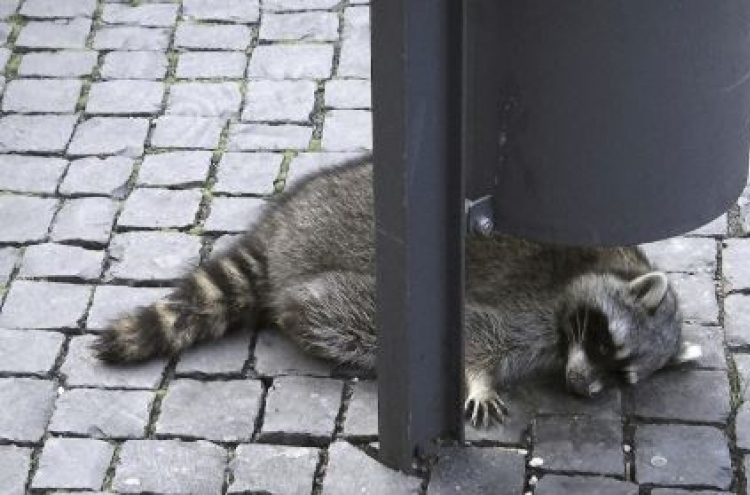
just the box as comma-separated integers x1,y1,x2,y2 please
465,195,495,236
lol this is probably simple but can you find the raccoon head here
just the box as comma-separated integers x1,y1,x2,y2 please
557,271,701,397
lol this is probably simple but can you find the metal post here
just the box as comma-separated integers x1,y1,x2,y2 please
371,0,465,471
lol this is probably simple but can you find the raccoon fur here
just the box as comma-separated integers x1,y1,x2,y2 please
93,155,701,427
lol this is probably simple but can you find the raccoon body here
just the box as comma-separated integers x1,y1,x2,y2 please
94,155,700,427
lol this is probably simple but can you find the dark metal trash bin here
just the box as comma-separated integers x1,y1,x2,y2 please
372,0,750,472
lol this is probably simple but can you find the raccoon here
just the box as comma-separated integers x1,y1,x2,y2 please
93,155,701,427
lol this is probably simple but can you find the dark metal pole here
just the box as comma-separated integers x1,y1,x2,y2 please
371,0,464,471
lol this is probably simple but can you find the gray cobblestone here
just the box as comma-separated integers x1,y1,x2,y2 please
650,490,730,495
534,417,623,476
0,329,64,375
138,151,212,187
338,7,370,78
323,441,422,495
150,115,225,149
112,440,227,494
176,329,251,375
176,51,246,79
428,447,524,495
101,50,168,80
325,79,371,109
734,354,750,400
342,379,377,438
87,80,165,115
0,0,19,19
61,335,168,388
260,376,342,443
682,324,726,369
632,369,730,423
285,151,362,187
263,0,339,11
0,114,78,153
183,0,259,23
0,281,91,329
229,444,319,494
260,12,339,42
93,26,171,50
118,188,202,229
0,378,55,442
248,44,334,79
0,247,19,284
175,22,251,50
107,231,201,281
214,152,282,195
723,239,750,292
741,186,750,235
0,196,57,243
18,50,97,77
535,476,638,495
204,197,266,233
20,0,95,18
3,78,82,113
59,156,134,197
102,3,178,27
31,438,114,490
0,445,31,495
669,273,719,324
51,197,118,245
463,389,547,445
16,18,91,49
687,214,728,237
253,328,333,377
227,123,311,150
87,285,171,331
635,425,732,489
167,82,242,118
19,243,104,281
322,110,372,151
243,80,316,122
210,234,242,256
735,402,750,451
49,388,154,438
640,237,717,274
0,155,67,194
156,379,262,441
68,117,149,157
726,294,750,348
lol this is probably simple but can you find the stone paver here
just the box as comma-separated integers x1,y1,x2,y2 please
16,19,91,49
175,329,251,375
150,115,225,149
68,117,149,157
93,26,170,51
156,379,262,441
326,79,372,109
227,123,312,151
86,80,165,115
214,152,282,195
254,328,333,377
60,156,134,198
428,447,525,495
640,237,717,274
176,51,246,79
87,285,171,331
0,281,91,329
138,151,212,187
19,50,98,77
31,438,114,490
248,44,334,80
183,0,259,23
19,243,104,281
49,388,154,439
322,110,372,151
52,197,118,245
107,231,201,282
167,82,242,118
0,378,56,442
175,22,251,51
113,440,226,494
101,51,168,80
204,197,266,233
260,376,343,443
3,79,82,113
0,445,31,495
20,0,95,18
534,476,639,495
0,155,67,194
243,80,317,122
323,441,422,495
668,272,719,324
723,239,750,291
102,3,178,27
260,12,339,42
0,329,62,375
635,425,732,489
229,444,319,494
0,196,57,243
725,294,750,349
0,114,78,153
118,188,202,229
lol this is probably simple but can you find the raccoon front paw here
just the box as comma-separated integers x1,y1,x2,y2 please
464,388,508,428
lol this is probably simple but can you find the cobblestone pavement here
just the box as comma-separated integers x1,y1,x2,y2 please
0,0,749,494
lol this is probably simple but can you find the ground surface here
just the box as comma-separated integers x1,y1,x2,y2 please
0,0,749,494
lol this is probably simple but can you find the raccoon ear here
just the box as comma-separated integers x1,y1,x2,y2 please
629,271,669,310
670,341,702,365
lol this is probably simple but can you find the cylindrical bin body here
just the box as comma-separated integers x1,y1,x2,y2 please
464,0,750,245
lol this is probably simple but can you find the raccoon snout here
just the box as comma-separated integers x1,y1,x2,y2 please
566,346,602,397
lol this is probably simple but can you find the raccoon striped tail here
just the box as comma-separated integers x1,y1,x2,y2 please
92,244,265,363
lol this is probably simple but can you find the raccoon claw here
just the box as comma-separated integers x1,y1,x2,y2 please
464,391,508,428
